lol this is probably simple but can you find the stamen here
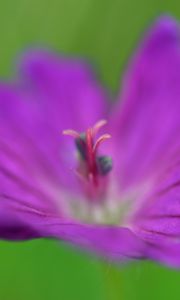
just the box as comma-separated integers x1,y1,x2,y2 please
93,119,107,136
93,134,111,154
62,129,80,139
75,133,87,160
96,156,113,175
62,119,113,188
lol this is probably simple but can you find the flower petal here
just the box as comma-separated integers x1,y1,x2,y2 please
0,54,108,238
133,147,180,267
0,201,42,240
111,16,180,188
53,226,145,261
134,147,180,236
32,218,146,261
19,50,108,188
0,84,64,214
144,239,180,268
20,50,108,132
0,166,145,261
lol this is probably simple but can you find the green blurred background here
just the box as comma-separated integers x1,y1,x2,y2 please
1,1,180,299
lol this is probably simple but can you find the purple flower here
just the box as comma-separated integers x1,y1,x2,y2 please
1,16,180,267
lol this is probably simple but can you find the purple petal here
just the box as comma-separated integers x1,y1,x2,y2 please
0,84,66,215
0,171,146,262
111,16,180,188
51,225,146,261
134,147,180,238
0,202,42,240
131,143,180,267
20,50,108,132
19,50,108,188
144,239,180,268
28,215,147,261
0,54,108,239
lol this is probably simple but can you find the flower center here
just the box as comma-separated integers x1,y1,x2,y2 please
63,120,113,202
